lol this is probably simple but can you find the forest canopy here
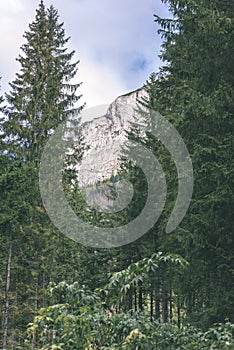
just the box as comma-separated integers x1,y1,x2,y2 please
0,0,233,349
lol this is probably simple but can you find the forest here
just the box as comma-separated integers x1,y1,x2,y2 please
0,0,233,349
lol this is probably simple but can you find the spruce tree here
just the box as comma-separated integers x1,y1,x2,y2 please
150,0,234,327
0,2,84,346
2,0,83,163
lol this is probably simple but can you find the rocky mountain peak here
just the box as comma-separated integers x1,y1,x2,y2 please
78,87,147,187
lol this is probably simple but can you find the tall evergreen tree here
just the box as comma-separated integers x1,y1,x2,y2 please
0,2,84,347
2,0,83,163
148,0,234,327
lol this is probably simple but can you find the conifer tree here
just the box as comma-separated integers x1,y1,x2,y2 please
0,2,84,346
2,0,83,163
149,0,234,327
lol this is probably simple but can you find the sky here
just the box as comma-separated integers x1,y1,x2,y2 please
0,0,171,109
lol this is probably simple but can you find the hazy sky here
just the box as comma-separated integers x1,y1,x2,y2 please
0,0,170,108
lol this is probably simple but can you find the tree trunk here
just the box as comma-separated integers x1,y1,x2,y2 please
162,289,168,323
177,300,181,329
155,280,160,320
127,288,133,311
169,288,173,322
2,227,13,350
138,281,143,311
134,286,137,311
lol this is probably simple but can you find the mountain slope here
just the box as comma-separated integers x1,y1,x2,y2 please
79,87,146,187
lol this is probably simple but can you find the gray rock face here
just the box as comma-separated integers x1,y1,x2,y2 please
78,87,147,187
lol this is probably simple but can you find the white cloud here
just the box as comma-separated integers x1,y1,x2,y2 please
78,57,129,108
0,0,170,107
0,0,35,92
0,0,24,14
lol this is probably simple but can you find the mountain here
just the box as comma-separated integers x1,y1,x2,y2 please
78,87,146,187
75,87,146,210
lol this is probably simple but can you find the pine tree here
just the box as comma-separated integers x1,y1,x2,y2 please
2,0,83,163
150,0,234,327
0,2,84,346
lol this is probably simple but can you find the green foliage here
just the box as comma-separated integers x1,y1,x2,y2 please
1,0,83,162
1,0,234,346
105,252,188,301
145,0,234,327
25,278,234,349
0,1,84,347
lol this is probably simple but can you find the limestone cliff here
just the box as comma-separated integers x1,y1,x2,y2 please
78,87,146,187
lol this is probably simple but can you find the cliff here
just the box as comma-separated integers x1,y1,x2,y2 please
78,87,146,187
